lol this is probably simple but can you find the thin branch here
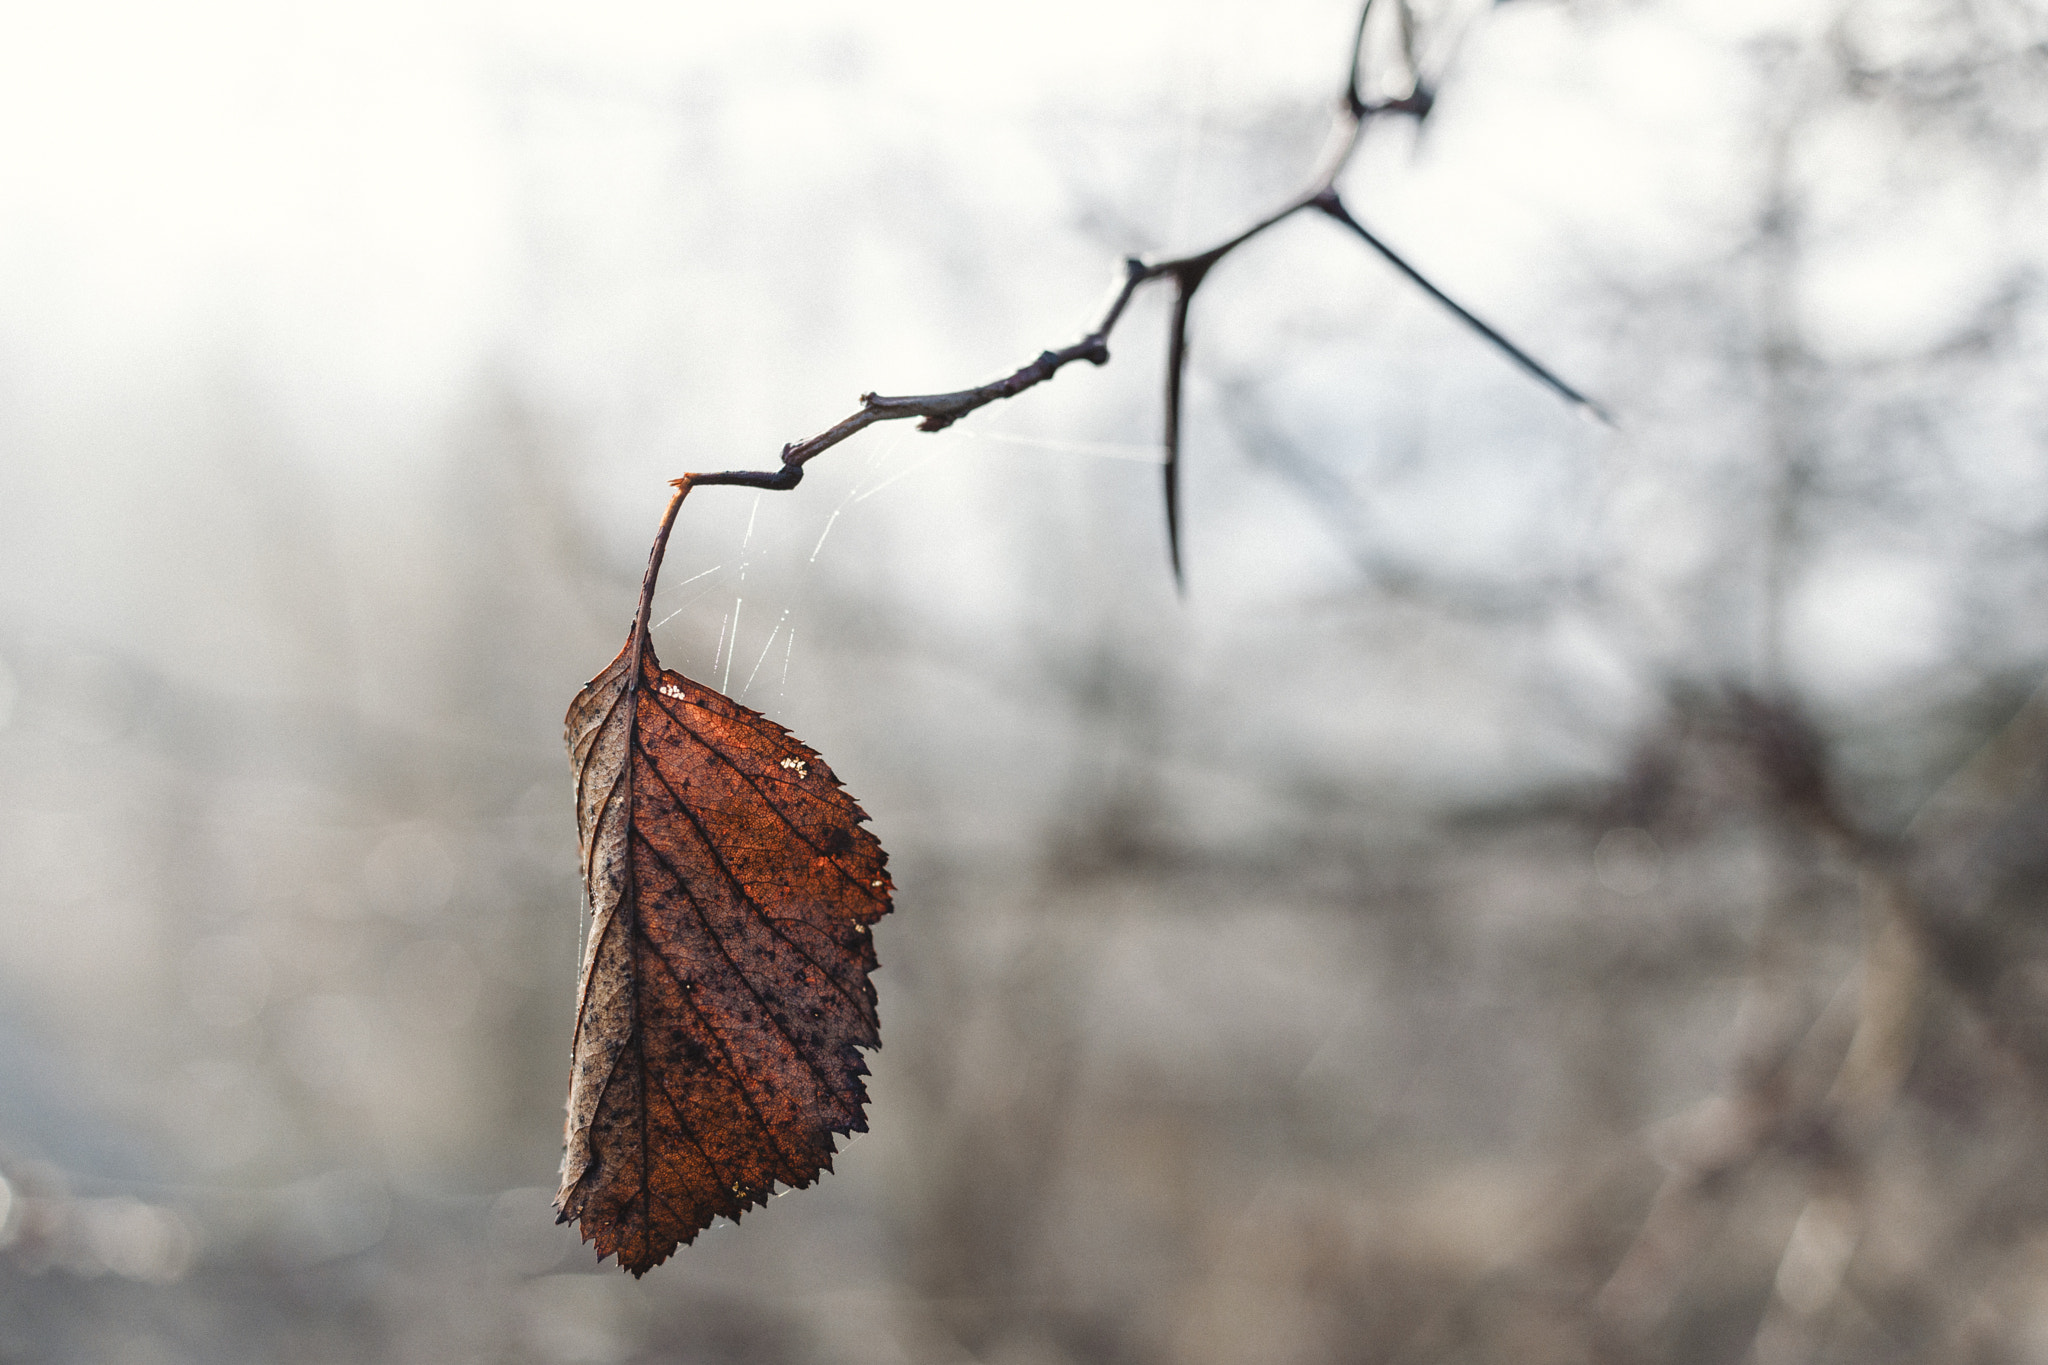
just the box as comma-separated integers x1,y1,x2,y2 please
671,0,1602,582
1396,0,1421,96
682,256,1154,495
1162,262,1214,587
636,482,693,639
1345,0,1378,117
1311,190,1615,424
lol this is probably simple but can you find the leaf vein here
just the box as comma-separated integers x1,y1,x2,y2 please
648,687,887,908
630,820,855,1115
633,916,812,1183
636,751,873,1021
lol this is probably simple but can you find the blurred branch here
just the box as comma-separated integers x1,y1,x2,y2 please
1209,371,1597,620
1590,684,2048,1354
667,0,1605,584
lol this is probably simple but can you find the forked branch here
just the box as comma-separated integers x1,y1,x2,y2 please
672,0,1608,582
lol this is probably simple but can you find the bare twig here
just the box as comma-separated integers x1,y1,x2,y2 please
669,0,1606,583
1311,191,1614,423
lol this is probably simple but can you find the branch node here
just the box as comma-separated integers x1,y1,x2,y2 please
1364,89,1434,118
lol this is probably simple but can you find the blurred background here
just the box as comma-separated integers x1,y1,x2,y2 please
4,0,2048,1360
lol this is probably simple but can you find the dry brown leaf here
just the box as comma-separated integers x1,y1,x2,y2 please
556,488,892,1274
